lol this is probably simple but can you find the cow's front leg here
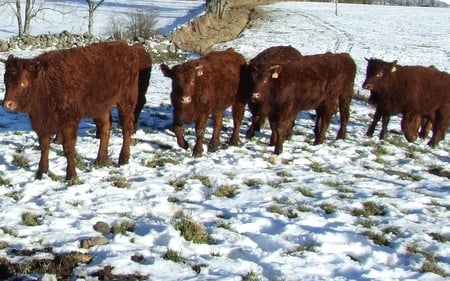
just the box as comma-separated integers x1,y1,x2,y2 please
36,134,51,180
118,110,134,165
274,120,290,155
209,111,224,152
173,123,188,150
62,123,79,181
379,115,390,140
193,115,208,157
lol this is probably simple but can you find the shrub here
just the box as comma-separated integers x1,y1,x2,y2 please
108,7,160,40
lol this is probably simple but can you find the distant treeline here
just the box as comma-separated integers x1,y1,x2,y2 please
304,0,448,7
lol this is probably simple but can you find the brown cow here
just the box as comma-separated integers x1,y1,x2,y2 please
365,64,436,140
250,52,356,154
362,58,450,147
246,45,302,143
56,43,152,143
1,41,151,180
160,48,247,157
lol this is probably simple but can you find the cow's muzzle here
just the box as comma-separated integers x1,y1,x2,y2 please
3,100,17,110
180,96,191,104
251,92,261,103
362,82,374,91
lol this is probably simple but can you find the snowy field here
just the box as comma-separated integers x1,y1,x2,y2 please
0,1,449,280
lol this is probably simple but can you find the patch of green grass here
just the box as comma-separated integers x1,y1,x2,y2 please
428,166,450,179
382,226,401,235
0,176,12,186
287,242,319,255
4,191,22,202
192,174,212,187
297,204,313,212
243,271,262,281
174,214,212,244
213,185,238,198
244,178,263,187
358,218,377,229
421,261,447,277
145,154,180,168
21,212,42,226
65,200,84,207
407,245,447,277
296,187,314,197
320,203,337,215
310,162,330,173
163,249,186,264
107,174,131,189
362,230,389,246
169,178,186,191
167,196,180,203
218,223,235,232
429,232,449,243
111,220,135,235
351,201,386,217
267,205,297,219
373,191,391,198
12,154,30,168
1,226,18,237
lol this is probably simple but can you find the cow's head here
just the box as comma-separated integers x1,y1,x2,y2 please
362,58,397,92
1,54,47,113
160,62,205,105
249,63,282,103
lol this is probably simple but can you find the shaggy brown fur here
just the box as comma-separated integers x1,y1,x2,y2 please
245,45,302,142
160,48,247,157
250,52,356,154
2,41,150,180
362,58,450,147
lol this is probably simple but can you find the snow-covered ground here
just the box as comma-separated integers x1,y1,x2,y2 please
0,1,449,280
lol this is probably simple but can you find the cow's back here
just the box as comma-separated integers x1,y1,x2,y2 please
390,65,450,114
35,41,140,117
193,49,246,109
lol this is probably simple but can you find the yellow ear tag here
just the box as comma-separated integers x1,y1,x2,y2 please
272,72,279,79
391,66,397,73
195,65,203,77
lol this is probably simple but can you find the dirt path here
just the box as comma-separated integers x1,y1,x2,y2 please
168,1,279,54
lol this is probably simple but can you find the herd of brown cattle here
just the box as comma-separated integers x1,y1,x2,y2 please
1,41,449,180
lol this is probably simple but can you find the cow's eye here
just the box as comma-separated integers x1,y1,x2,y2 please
376,71,383,78
20,79,29,88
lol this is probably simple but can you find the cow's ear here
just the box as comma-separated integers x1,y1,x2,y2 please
270,65,281,79
32,61,48,78
391,60,397,73
0,54,14,63
160,64,172,78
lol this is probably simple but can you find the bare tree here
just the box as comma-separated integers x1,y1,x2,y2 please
86,0,106,37
0,0,58,37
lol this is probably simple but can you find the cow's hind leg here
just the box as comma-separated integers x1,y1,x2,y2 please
36,134,51,179
209,111,224,153
117,108,134,165
336,95,351,140
401,112,419,143
230,102,245,146
314,102,334,145
94,113,112,166
428,109,449,147
62,122,79,181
